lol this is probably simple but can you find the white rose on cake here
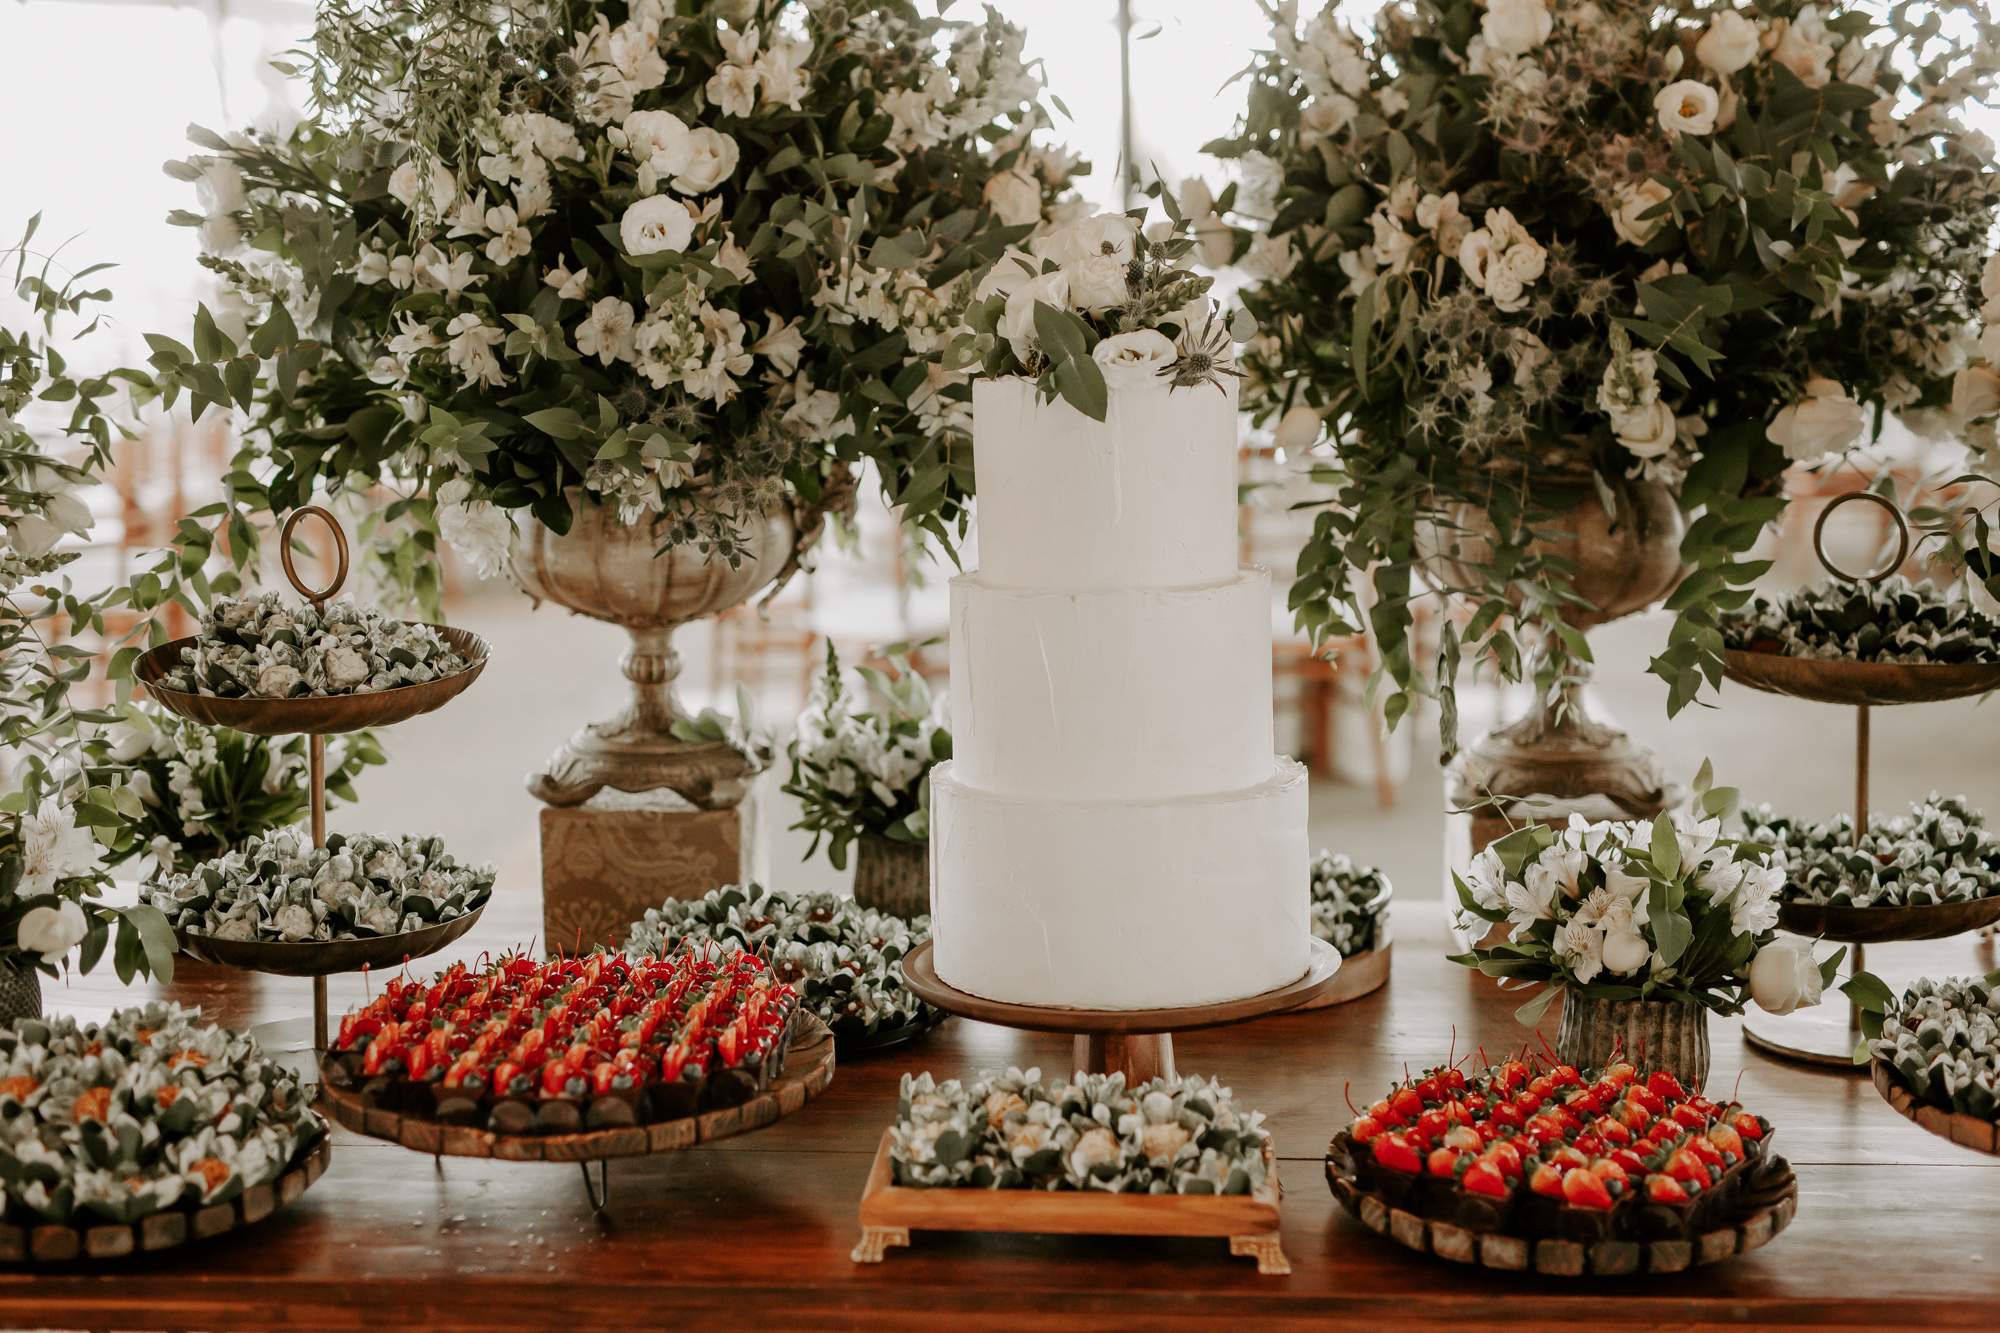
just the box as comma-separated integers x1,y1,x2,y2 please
1091,329,1177,387
1766,377,1867,460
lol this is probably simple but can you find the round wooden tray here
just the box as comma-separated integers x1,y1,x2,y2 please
137,626,491,736
901,938,1343,1034
1872,1058,2000,1155
1326,1132,1798,1276
317,1015,834,1162
1723,649,2000,707
0,1127,331,1264
1777,897,2000,944
173,903,487,978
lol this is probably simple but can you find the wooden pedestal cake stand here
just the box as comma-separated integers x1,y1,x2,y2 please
1730,493,2000,1068
901,939,1343,1084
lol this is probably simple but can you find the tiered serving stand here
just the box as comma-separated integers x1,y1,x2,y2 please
134,507,493,1079
1731,493,2000,1066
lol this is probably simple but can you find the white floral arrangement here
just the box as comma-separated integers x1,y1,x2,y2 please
1866,974,2000,1121
1744,795,2000,907
624,882,932,1042
890,1067,1271,1195
784,642,947,871
1308,851,1390,956
0,1004,323,1226
140,829,495,942
153,592,472,699
1721,574,2000,663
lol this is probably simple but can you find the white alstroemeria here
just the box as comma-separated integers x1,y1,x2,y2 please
673,129,739,195
19,801,105,896
1654,80,1720,138
1767,377,1867,460
544,259,591,301
575,297,637,365
443,313,508,389
621,195,695,256
483,204,533,265
1697,10,1762,76
1481,0,1552,56
1556,917,1605,984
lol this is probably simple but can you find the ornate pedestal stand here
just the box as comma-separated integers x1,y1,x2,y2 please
901,939,1343,1084
136,507,492,1080
1732,494,2000,1067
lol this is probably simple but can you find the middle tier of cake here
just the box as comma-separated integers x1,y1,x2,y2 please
948,566,1277,802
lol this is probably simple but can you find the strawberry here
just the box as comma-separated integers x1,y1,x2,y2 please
1592,1115,1632,1146
1489,1102,1525,1131
1444,1125,1484,1153
1645,1173,1690,1203
1373,1133,1423,1175
1463,1158,1510,1199
1428,1146,1463,1177
1350,1115,1384,1144
1665,1148,1708,1188
1565,1088,1603,1117
1529,1161,1566,1198
1562,1167,1615,1210
1485,1139,1524,1179
1671,1103,1710,1130
1733,1112,1765,1141
1590,1158,1630,1188
1707,1123,1745,1161
1646,1070,1687,1101
1610,1148,1647,1177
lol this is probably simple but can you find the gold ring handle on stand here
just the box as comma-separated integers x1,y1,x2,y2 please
1811,491,1910,585
280,505,350,608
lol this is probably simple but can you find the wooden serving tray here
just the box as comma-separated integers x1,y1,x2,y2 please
1873,1058,2000,1155
1326,1146,1798,1276
0,1131,331,1264
319,1016,834,1162
851,1130,1289,1273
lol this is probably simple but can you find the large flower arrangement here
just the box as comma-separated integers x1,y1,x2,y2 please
155,0,1077,611
1211,0,2000,743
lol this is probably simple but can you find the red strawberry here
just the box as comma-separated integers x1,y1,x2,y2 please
1374,1133,1422,1175
1463,1158,1510,1199
1562,1167,1615,1210
1708,1124,1745,1161
1645,1173,1690,1203
1733,1112,1765,1141
1485,1139,1524,1179
1428,1146,1462,1177
1646,1070,1687,1101
1529,1161,1566,1198
1350,1115,1384,1144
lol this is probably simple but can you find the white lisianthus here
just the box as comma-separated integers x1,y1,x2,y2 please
1766,377,1867,460
1696,11,1763,76
1481,0,1552,56
17,899,88,959
983,170,1042,228
620,195,695,256
673,129,739,195
1273,404,1324,453
1749,942,1824,1016
1610,179,1674,246
1952,364,2000,426
998,270,1070,363
1654,80,1720,138
1090,329,1177,386
18,802,105,896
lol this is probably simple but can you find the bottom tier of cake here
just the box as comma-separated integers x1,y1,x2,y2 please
928,757,1310,1010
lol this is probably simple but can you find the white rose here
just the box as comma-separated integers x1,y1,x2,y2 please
1273,404,1324,453
1614,399,1679,459
1654,80,1720,138
673,128,739,195
1953,364,2000,426
999,270,1070,362
1766,376,1867,460
983,170,1042,228
1696,11,1762,76
1091,329,1177,387
1610,179,1674,247
1749,942,1824,1016
1481,0,1552,56
623,109,693,177
17,900,88,958
620,195,695,256
1065,254,1131,314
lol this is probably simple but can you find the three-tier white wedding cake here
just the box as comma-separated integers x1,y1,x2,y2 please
928,373,1310,1011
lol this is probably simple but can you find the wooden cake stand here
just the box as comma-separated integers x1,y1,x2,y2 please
902,939,1343,1083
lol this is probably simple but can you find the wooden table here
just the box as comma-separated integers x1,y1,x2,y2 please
9,899,1999,1330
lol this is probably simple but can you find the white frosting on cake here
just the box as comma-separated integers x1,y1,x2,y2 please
929,758,1311,1010
949,567,1276,800
970,376,1241,591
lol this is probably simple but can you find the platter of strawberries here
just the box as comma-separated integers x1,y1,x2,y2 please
317,945,835,1162
1325,1055,1796,1276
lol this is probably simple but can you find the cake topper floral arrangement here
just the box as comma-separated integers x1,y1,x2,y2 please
1209,0,2000,746
149,0,1081,615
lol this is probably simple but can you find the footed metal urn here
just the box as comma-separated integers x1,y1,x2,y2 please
511,493,795,808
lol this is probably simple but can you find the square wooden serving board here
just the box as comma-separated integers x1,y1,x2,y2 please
851,1129,1289,1273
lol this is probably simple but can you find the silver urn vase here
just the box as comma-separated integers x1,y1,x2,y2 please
1555,994,1711,1091
510,492,796,809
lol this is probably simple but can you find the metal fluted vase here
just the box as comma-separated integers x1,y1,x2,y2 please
510,491,796,809
1556,995,1710,1091
852,839,929,920
0,966,42,1027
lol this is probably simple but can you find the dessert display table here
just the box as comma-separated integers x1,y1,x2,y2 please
11,899,2000,1329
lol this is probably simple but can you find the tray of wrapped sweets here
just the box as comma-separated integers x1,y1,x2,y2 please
1325,1055,1796,1276
316,946,834,1161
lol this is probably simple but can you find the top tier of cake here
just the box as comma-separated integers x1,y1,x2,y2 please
971,376,1241,592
